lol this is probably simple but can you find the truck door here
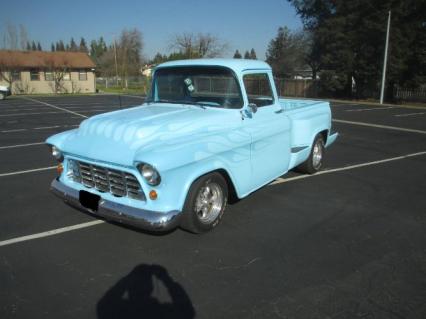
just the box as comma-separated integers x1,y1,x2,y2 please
242,71,291,189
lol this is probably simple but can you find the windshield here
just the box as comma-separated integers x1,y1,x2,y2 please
147,66,243,109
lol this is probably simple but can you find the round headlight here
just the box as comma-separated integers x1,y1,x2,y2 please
51,145,64,162
138,163,161,186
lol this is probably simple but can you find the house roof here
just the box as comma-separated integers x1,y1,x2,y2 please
0,50,96,69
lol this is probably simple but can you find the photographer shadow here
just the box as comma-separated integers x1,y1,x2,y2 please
97,264,195,319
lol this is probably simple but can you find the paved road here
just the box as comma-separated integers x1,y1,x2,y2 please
0,95,425,319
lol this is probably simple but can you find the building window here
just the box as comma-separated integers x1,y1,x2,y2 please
78,70,87,81
11,71,21,81
30,69,40,81
45,71,54,81
63,72,71,81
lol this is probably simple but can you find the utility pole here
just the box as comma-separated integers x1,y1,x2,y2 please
113,35,119,86
380,10,391,104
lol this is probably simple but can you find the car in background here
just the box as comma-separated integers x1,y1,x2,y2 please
0,85,11,100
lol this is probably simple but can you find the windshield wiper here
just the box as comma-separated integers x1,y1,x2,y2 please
147,99,207,109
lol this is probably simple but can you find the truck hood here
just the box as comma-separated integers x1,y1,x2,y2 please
48,104,241,166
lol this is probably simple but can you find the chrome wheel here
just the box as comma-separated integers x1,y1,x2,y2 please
194,182,224,224
312,140,323,169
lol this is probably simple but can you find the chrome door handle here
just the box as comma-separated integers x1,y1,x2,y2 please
275,109,284,114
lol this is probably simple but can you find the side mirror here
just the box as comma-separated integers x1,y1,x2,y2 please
248,103,258,114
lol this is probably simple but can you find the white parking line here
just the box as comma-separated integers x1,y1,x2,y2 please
394,112,426,117
0,150,425,247
1,124,79,134
270,150,426,185
0,221,105,247
22,97,88,118
333,119,426,135
34,125,61,130
0,111,64,117
0,142,45,150
345,106,401,112
1,129,26,133
0,166,56,177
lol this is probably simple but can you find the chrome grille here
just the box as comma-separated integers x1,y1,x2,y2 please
67,159,145,200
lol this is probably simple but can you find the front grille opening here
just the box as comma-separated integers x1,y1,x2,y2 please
67,159,145,201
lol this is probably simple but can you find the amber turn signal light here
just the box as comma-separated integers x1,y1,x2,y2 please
57,163,64,175
149,190,158,200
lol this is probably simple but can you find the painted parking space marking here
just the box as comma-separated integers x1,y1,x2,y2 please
0,129,27,133
270,150,426,185
333,119,426,135
345,106,401,112
394,112,426,117
1,124,79,133
22,97,88,118
0,111,65,117
0,142,45,150
0,166,56,177
0,150,425,247
0,220,105,247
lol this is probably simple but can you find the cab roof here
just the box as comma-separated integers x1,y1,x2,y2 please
156,58,272,74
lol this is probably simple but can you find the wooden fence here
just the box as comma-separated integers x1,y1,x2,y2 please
394,87,426,103
275,79,318,98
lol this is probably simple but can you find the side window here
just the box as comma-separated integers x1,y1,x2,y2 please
243,73,274,107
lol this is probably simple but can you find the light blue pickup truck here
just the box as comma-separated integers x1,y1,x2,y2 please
47,59,337,233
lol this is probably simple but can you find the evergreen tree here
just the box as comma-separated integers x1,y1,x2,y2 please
244,51,250,59
266,27,307,78
233,50,242,59
69,38,78,51
51,43,55,52
26,41,31,51
249,48,257,59
58,40,65,51
79,37,88,52
31,41,37,51
37,42,42,51
288,0,426,98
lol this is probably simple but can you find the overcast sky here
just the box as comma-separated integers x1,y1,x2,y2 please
0,0,302,60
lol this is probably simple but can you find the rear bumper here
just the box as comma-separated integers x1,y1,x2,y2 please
50,178,182,232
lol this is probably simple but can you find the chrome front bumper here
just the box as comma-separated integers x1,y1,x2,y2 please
50,178,182,232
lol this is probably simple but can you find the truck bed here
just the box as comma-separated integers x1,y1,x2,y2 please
279,98,325,111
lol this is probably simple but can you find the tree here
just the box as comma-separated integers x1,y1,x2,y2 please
31,41,37,51
69,38,78,51
90,37,107,63
244,51,250,59
169,32,227,58
37,42,42,51
233,50,242,59
19,25,29,50
3,23,18,50
26,42,31,51
51,43,55,52
44,56,70,93
98,28,144,85
79,37,88,52
150,52,168,65
249,48,257,60
266,27,309,78
288,0,426,99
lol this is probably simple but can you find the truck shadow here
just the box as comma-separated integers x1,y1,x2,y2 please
97,264,195,319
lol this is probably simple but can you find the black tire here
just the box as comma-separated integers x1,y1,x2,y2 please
297,134,325,174
0,92,5,100
180,172,228,234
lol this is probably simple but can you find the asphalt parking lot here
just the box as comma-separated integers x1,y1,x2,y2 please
1,95,425,319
